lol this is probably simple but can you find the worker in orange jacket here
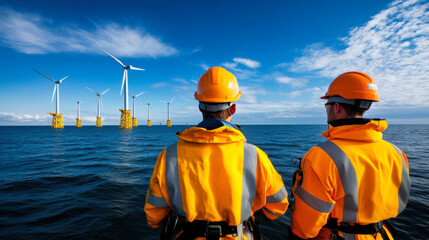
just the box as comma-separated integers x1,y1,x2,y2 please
145,66,289,240
289,72,411,240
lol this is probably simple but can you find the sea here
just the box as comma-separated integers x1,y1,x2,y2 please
0,124,428,240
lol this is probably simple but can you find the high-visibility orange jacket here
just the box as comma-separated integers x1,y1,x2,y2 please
291,119,411,240
145,120,289,239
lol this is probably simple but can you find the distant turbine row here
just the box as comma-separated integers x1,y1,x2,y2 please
33,49,177,129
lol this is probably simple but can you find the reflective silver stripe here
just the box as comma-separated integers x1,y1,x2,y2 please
266,184,288,203
317,141,359,222
147,191,168,208
241,143,257,222
165,143,185,216
342,232,356,240
243,225,252,240
295,179,334,213
263,206,284,217
391,144,411,214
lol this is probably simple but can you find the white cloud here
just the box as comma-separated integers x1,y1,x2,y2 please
233,58,261,69
0,7,178,57
200,64,210,70
289,0,429,107
0,112,50,123
238,86,267,104
172,78,189,84
276,76,308,88
284,87,325,98
222,62,239,69
151,82,168,88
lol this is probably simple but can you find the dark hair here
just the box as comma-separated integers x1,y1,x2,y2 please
202,105,234,120
339,103,366,117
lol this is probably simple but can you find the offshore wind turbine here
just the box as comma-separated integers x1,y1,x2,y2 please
147,102,152,127
33,69,68,129
102,49,145,129
129,91,145,127
86,87,110,127
160,96,175,127
76,101,82,127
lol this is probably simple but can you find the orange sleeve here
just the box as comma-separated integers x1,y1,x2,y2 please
291,147,336,238
144,149,171,228
256,147,289,220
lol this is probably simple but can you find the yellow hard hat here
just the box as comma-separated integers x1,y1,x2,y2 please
321,71,379,102
194,67,241,103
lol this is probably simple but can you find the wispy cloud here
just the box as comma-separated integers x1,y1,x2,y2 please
275,76,308,88
0,7,178,57
239,86,267,104
172,78,189,84
233,58,261,69
151,82,168,88
200,64,210,70
0,112,50,124
223,57,261,70
289,0,429,107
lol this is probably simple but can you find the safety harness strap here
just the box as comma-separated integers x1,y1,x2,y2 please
323,218,393,240
181,220,239,240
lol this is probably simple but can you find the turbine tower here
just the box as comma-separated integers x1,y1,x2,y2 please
160,96,175,127
86,87,110,127
76,101,82,127
33,69,68,129
147,102,152,127
129,91,145,127
102,49,145,129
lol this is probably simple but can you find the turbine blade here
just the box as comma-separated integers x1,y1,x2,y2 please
59,76,68,83
33,69,56,82
51,85,56,103
129,66,145,71
169,96,176,103
120,70,126,95
86,87,98,94
101,97,103,108
102,49,126,68
160,100,167,103
136,91,145,97
101,88,110,95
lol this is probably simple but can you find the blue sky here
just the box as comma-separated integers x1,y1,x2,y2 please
0,0,428,125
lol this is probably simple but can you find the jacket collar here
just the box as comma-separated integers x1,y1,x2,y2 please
196,119,241,131
322,118,388,142
177,119,245,144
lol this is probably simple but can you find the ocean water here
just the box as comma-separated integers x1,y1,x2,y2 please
0,124,427,239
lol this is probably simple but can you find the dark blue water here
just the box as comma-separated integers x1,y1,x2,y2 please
0,125,427,239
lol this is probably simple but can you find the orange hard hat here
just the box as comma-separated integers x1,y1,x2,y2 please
194,66,241,103
321,71,379,102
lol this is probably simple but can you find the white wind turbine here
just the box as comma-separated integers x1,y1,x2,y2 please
129,91,145,118
147,102,151,121
77,101,81,119
34,69,68,114
147,102,152,126
86,87,110,117
102,50,145,111
160,96,175,122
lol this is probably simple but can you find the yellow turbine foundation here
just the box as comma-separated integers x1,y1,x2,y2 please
147,120,152,127
76,118,82,127
167,119,172,127
96,117,102,127
132,117,138,127
49,113,63,129
119,109,132,129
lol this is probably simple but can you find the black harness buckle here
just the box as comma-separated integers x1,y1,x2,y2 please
205,224,222,237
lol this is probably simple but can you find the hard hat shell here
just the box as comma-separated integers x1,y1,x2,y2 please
321,71,380,102
194,67,241,103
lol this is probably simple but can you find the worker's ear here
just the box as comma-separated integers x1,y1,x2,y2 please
231,104,236,115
